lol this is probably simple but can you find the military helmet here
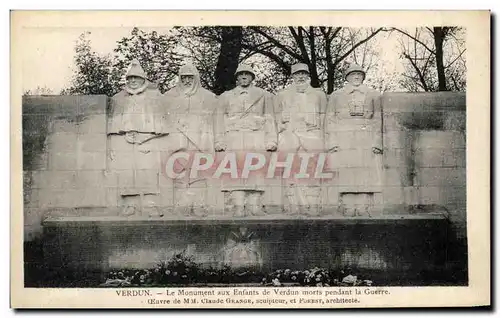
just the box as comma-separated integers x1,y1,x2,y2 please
179,63,197,76
125,59,147,79
345,64,366,80
235,63,256,79
291,63,310,75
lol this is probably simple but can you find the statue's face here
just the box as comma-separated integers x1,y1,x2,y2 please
126,76,146,90
292,71,310,85
236,72,254,88
346,71,365,87
180,75,194,87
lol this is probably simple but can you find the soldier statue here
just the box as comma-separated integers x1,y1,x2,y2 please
214,63,278,217
162,63,218,217
107,59,168,217
325,64,384,216
275,63,327,216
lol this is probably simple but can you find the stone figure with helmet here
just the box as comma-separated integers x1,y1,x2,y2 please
162,62,218,217
274,62,328,216
107,59,168,217
214,63,278,217
325,63,384,217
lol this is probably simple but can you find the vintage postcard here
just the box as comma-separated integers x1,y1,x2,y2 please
10,10,490,308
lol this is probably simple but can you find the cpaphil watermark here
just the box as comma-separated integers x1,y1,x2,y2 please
161,151,337,184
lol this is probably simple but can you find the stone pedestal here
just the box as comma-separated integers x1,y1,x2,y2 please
36,213,457,286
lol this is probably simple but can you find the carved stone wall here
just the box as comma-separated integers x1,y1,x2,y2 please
23,95,109,241
22,93,466,285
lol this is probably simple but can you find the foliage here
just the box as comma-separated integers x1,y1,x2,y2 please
62,26,466,96
100,252,373,287
262,267,373,287
63,32,121,96
175,27,222,91
113,28,184,93
23,86,54,96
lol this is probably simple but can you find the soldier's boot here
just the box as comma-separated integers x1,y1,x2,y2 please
120,195,140,216
284,186,299,215
303,187,321,217
357,193,374,217
247,191,267,216
340,193,373,217
173,187,194,217
142,193,163,217
230,191,246,217
341,205,357,217
191,204,209,218
175,204,192,217
190,188,209,218
355,204,372,217
142,194,163,218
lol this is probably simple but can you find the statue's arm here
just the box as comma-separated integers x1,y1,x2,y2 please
263,92,278,151
372,92,383,153
325,93,338,152
274,92,287,133
319,90,327,132
213,93,227,151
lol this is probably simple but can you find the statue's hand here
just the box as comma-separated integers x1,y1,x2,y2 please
124,131,138,144
266,142,278,152
328,146,339,153
372,147,383,154
214,142,226,152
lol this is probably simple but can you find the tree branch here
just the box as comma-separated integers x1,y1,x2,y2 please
241,43,291,75
332,28,383,67
422,52,434,76
288,27,310,63
403,52,429,91
319,26,333,38
445,48,466,69
401,73,426,91
330,27,342,41
309,27,317,66
240,43,274,61
450,74,460,91
393,27,436,55
299,26,310,38
324,29,334,94
250,27,302,60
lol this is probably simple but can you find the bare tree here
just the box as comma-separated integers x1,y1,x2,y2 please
394,27,466,92
242,27,385,93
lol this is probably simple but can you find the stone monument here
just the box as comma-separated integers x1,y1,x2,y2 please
22,63,466,286
325,64,384,216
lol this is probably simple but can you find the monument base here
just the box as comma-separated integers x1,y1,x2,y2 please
24,210,467,287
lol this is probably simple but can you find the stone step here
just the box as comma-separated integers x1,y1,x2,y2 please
43,213,448,227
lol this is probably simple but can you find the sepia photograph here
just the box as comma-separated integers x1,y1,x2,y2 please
11,10,490,308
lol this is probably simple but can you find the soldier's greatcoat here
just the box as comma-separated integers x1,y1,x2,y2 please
213,77,278,217
214,84,277,191
325,83,384,215
107,66,168,217
162,64,218,216
275,84,327,215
